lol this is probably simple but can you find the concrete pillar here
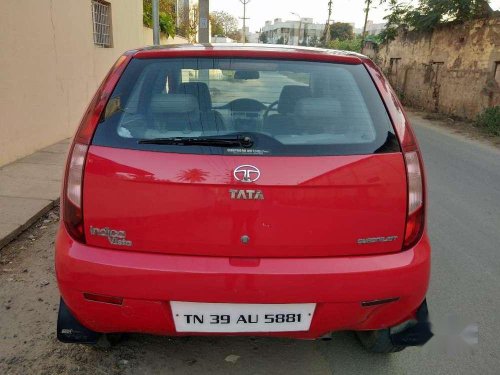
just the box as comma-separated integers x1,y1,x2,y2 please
198,0,210,43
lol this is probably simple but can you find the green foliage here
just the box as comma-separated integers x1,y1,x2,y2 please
308,35,319,47
326,36,364,53
276,36,286,45
143,0,176,38
330,22,354,41
380,0,493,42
209,11,239,38
259,33,269,44
379,0,413,42
475,106,500,136
210,17,225,36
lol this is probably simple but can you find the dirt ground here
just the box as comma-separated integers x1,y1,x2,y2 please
0,207,340,375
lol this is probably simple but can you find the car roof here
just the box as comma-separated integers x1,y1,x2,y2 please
131,43,368,64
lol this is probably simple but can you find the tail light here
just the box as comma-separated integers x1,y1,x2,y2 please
62,53,133,243
362,60,426,250
400,121,425,250
403,151,425,249
63,143,88,242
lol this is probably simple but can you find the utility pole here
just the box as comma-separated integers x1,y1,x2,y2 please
291,12,302,46
323,0,333,45
362,0,371,40
239,0,250,43
198,0,210,43
152,0,160,45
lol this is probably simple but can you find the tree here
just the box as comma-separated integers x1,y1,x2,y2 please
259,32,269,44
209,11,239,37
227,30,242,42
326,35,364,53
330,22,354,41
210,15,225,36
379,0,412,42
406,0,492,30
143,0,176,38
380,0,493,42
276,36,286,45
177,3,199,42
308,35,319,47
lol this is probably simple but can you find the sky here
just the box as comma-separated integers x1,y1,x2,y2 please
210,0,500,32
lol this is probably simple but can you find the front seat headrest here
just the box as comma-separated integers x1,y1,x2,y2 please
150,94,199,114
177,82,212,112
278,85,311,114
294,98,342,118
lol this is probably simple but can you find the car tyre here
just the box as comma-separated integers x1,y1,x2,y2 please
356,329,406,353
93,333,125,349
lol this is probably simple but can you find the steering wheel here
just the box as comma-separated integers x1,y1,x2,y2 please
263,100,279,120
223,98,267,112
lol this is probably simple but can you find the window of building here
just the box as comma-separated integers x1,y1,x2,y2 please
92,0,113,48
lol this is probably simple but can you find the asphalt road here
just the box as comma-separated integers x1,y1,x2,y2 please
0,112,499,375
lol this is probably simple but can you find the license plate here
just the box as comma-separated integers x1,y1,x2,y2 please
171,302,316,333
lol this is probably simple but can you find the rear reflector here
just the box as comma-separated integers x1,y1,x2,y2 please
83,293,123,306
361,297,400,307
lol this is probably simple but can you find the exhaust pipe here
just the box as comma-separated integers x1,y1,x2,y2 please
57,298,100,344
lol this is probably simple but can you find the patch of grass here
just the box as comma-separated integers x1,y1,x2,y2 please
475,106,500,136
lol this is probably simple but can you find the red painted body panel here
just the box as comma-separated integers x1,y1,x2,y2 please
83,147,407,257
56,223,430,337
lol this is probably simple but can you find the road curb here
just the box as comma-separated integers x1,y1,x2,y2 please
0,198,60,250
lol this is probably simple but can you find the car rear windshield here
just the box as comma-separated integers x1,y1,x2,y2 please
92,57,399,156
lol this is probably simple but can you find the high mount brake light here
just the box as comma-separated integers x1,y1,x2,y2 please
62,53,133,243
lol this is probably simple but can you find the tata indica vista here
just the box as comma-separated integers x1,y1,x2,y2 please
55,44,432,353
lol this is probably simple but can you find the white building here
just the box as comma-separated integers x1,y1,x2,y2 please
261,18,325,46
241,26,261,43
355,20,386,36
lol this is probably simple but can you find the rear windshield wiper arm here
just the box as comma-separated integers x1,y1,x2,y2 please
138,135,253,148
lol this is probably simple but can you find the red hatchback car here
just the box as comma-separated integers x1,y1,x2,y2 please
55,44,432,353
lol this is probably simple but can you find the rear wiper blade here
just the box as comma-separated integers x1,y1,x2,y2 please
138,135,253,148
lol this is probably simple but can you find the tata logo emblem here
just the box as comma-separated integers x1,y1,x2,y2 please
233,165,260,183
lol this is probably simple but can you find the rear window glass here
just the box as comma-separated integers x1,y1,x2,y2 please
92,58,399,156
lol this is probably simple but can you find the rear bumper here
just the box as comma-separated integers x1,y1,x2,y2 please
55,224,431,339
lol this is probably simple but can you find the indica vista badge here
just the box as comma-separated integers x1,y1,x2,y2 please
89,226,133,247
